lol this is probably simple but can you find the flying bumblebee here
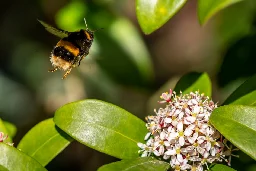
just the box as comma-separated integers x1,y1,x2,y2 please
38,19,94,79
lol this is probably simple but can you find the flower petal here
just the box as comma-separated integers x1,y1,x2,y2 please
165,149,176,155
177,121,183,131
179,136,185,146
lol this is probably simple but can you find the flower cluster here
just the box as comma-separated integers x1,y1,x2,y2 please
138,90,233,171
0,132,13,146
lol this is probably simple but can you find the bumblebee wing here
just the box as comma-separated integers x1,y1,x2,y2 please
38,19,69,38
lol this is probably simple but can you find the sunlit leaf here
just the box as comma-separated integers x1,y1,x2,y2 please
174,72,211,97
0,143,47,171
0,165,8,171
210,105,256,160
54,99,147,159
98,157,170,171
17,118,72,166
198,0,243,25
136,0,187,34
209,164,236,171
3,121,17,139
223,74,256,105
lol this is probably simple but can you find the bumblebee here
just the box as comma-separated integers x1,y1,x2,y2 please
38,19,94,79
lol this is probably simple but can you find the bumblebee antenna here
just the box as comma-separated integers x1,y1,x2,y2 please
84,18,88,29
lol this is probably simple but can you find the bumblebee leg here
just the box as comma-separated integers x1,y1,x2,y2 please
78,55,85,66
62,67,72,79
78,57,83,66
48,67,58,72
78,42,88,66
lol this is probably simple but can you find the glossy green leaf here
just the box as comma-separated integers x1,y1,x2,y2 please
223,74,256,105
136,0,187,34
97,157,170,171
0,143,47,171
198,0,243,25
54,99,147,159
209,164,236,171
174,72,211,97
17,118,72,166
3,121,17,138
0,119,12,143
210,105,256,160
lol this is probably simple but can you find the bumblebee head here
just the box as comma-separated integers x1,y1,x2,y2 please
83,18,103,41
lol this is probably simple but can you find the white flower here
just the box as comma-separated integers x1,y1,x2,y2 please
153,131,168,156
138,90,236,171
177,121,185,146
144,132,151,140
137,142,153,157
159,89,173,103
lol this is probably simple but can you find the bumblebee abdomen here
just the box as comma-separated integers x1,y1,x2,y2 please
53,46,75,62
50,54,72,71
50,39,81,71
56,40,80,57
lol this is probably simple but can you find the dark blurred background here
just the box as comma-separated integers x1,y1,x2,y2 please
0,0,256,170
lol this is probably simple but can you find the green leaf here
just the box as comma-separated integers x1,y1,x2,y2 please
17,118,72,166
174,72,211,97
0,119,12,143
223,74,256,105
209,164,236,171
210,105,256,160
0,143,47,171
54,99,147,159
3,121,17,138
97,157,170,171
0,165,8,171
136,0,187,34
198,0,243,25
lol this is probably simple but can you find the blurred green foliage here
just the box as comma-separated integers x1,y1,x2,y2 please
0,0,256,170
